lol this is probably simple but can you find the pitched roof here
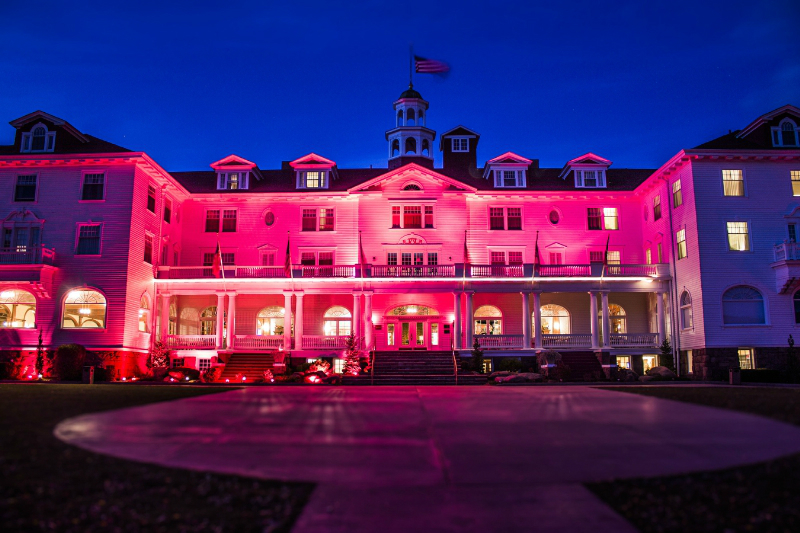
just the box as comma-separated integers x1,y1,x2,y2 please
0,134,131,155
692,130,766,150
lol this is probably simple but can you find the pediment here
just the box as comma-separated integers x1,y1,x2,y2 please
566,152,612,166
545,242,567,250
9,110,88,143
4,209,44,223
348,163,476,193
210,154,256,169
486,151,532,165
290,153,336,168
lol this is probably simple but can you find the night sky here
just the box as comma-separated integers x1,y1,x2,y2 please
1,0,798,172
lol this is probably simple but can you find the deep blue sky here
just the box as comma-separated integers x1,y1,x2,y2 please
1,1,798,171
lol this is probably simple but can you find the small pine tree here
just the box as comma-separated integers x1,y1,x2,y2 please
342,333,361,376
471,338,484,374
148,340,170,370
35,329,45,377
659,337,675,372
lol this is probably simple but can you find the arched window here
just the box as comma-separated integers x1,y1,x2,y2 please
31,126,46,151
418,110,424,126
406,108,415,126
257,306,285,335
405,138,416,154
0,289,36,328
474,305,502,335
138,295,150,333
200,306,217,335
421,139,430,156
680,291,693,329
540,304,570,334
388,305,438,316
722,286,765,325
169,302,177,335
397,110,403,127
63,289,106,329
782,121,797,146
391,139,400,157
324,306,351,336
599,304,627,333
403,183,421,191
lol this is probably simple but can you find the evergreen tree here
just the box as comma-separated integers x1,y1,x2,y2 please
659,337,675,372
148,340,170,370
342,333,361,376
471,338,485,374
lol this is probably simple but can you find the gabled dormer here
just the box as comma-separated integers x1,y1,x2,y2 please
10,111,88,154
483,152,531,188
290,153,337,190
736,105,800,148
559,153,611,188
210,155,260,190
440,125,480,171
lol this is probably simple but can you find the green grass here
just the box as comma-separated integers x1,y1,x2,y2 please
588,386,800,533
0,384,314,532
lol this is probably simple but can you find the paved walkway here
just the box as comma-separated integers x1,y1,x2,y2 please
55,386,800,532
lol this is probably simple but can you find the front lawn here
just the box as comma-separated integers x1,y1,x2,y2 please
0,384,314,532
588,386,800,532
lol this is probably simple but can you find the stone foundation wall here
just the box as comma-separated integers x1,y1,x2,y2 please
693,347,793,380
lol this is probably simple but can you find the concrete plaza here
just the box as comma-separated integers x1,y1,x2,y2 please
55,385,800,532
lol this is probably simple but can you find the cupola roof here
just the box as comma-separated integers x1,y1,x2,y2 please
399,84,423,99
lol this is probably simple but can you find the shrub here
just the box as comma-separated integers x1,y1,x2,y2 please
52,344,86,381
148,341,170,370
308,358,331,375
168,367,200,381
263,369,274,382
342,333,361,376
470,339,485,373
200,366,223,383
659,338,675,373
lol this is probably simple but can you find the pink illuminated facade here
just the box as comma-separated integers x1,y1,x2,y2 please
2,95,800,380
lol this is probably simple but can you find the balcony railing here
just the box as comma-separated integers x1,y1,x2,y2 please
0,246,55,266
775,242,800,261
541,334,592,348
302,335,348,349
157,263,668,280
234,335,283,350
470,265,524,278
609,333,658,347
474,334,524,349
370,265,455,278
164,334,216,349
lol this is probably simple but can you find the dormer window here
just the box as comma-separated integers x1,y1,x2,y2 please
452,138,469,152
21,123,56,153
493,169,526,188
217,171,249,190
298,170,328,189
575,170,606,188
772,119,799,147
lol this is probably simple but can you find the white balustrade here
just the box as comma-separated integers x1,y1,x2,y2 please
164,335,216,349
234,335,283,350
541,334,592,348
473,334,524,349
609,333,659,347
302,335,348,349
470,265,524,278
537,265,591,277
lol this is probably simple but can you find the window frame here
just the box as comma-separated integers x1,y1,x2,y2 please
216,171,250,190
726,220,751,252
390,203,434,229
791,171,800,197
676,228,687,259
61,287,108,330
163,197,172,223
653,195,662,221
721,169,746,197
451,138,469,152
488,206,523,231
20,123,56,154
80,171,107,202
587,207,619,230
144,233,154,264
221,209,238,233
672,179,683,208
680,291,693,330
296,170,329,190
75,223,103,256
721,285,767,326
301,207,336,232
772,119,799,148
205,209,221,233
147,184,156,213
14,174,38,203
491,168,527,188
574,169,606,189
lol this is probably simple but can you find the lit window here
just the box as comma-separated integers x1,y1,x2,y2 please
680,291,693,329
791,171,800,196
63,289,106,329
147,184,156,212
493,169,526,188
672,180,682,208
144,234,153,264
76,224,102,255
616,356,631,369
722,170,744,196
138,295,150,332
738,349,754,369
256,306,285,335
0,289,36,329
300,171,326,189
574,169,606,188
452,138,469,152
645,248,652,265
653,195,661,221
599,208,619,230
217,172,249,190
14,175,37,202
676,229,687,259
474,305,502,335
540,304,570,335
205,210,220,232
200,306,217,335
722,286,765,325
222,210,237,232
324,306,351,336
727,222,750,251
600,304,626,333
81,173,105,201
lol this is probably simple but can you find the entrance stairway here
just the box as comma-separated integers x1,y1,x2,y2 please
218,353,276,382
560,351,603,381
342,350,488,385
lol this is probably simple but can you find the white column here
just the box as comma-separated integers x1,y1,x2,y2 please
295,292,304,351
364,292,373,351
521,291,531,349
656,291,665,346
353,292,361,346
215,293,225,349
226,293,236,350
454,292,462,349
601,291,610,348
465,291,474,349
283,292,292,350
159,292,170,343
532,292,542,349
590,292,599,350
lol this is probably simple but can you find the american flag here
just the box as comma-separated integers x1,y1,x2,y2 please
284,232,292,278
212,242,222,279
415,55,449,74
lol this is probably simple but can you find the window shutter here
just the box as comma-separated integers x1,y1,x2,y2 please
575,170,583,187
494,170,501,187
217,173,226,189
241,172,249,190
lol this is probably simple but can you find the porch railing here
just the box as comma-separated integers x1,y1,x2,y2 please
537,265,592,277
0,246,56,266
474,334,525,349
164,334,216,349
470,265,524,278
302,335,348,349
605,265,659,277
299,265,355,278
370,265,455,277
775,242,800,261
159,266,286,279
609,333,659,347
541,334,592,348
234,335,283,350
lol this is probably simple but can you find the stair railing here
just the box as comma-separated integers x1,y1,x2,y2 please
451,349,458,385
370,350,375,386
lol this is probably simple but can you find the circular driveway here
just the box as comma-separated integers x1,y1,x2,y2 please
55,386,800,532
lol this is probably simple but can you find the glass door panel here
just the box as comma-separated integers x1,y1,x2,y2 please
401,322,410,346
415,322,424,346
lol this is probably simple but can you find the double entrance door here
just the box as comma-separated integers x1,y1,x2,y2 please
387,319,440,350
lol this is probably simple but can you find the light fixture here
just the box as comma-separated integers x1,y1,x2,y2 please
0,290,14,299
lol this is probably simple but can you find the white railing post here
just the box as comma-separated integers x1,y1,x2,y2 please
601,291,610,348
295,291,304,352
590,291,599,349
364,291,373,351
284,292,293,350
656,291,665,346
453,292,462,350
215,293,225,349
532,292,542,349
226,293,236,350
465,291,474,349
521,291,531,349
159,292,170,343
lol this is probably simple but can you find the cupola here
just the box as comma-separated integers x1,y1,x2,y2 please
385,84,436,170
